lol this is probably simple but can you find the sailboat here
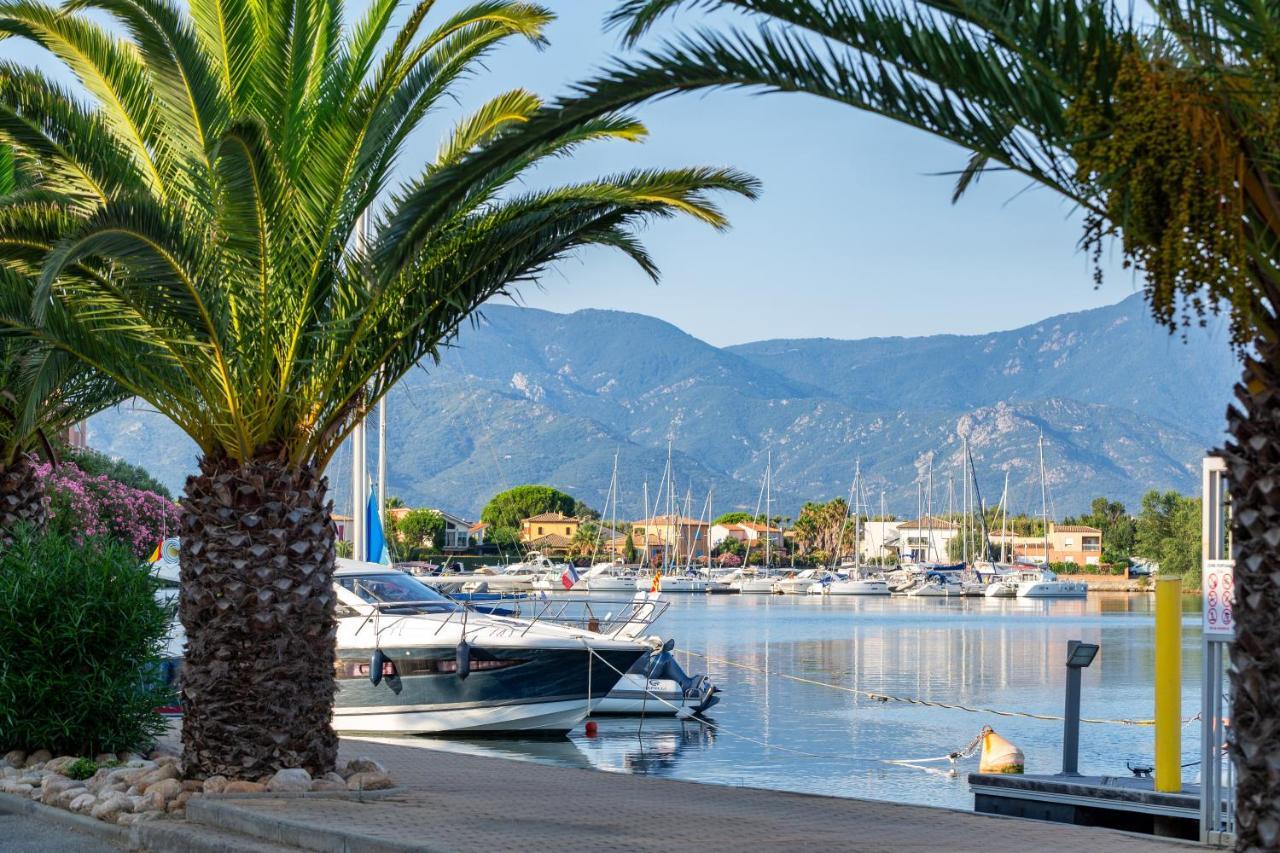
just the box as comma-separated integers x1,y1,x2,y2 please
635,442,709,593
584,455,641,592
1013,435,1088,599
827,461,890,595
736,450,780,593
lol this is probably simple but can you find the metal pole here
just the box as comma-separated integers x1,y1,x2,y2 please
1062,640,1082,776
378,394,386,554
1155,576,1183,793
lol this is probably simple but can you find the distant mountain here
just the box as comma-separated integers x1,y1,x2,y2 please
87,294,1238,520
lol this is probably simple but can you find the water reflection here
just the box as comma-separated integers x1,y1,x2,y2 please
386,593,1203,811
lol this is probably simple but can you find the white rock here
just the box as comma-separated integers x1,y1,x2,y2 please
24,750,52,768
266,768,311,793
43,756,77,775
55,787,87,809
343,757,385,776
202,775,228,794
345,771,393,791
136,790,165,813
0,781,33,796
146,778,183,803
69,792,97,814
40,776,79,805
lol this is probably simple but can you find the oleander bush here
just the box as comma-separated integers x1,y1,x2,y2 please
33,461,180,561
0,527,173,755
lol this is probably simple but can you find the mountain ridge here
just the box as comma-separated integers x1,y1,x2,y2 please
87,293,1236,520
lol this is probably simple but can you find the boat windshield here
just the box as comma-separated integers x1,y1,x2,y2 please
337,573,459,613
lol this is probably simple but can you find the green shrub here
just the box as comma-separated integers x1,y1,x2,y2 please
0,527,173,755
65,757,98,780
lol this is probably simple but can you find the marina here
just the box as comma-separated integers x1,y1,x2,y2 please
359,591,1203,813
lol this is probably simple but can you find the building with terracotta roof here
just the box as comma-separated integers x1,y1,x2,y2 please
895,517,959,563
631,515,711,563
520,512,581,545
989,523,1102,566
710,521,784,550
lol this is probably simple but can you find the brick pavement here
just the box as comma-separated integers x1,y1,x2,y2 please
193,737,1198,852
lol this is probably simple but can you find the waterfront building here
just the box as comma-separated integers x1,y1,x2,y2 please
894,517,958,563
633,515,711,562
857,520,903,562
988,523,1103,566
520,512,581,543
710,521,783,549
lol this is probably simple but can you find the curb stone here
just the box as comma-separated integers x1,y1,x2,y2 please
0,790,131,847
188,796,440,853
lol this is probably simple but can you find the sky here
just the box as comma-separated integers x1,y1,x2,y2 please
1,1,1145,346
443,3,1144,346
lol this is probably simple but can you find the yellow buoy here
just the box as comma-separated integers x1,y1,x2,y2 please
979,727,1024,774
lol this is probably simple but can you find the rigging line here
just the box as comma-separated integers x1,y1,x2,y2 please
581,644,854,760
681,649,1181,728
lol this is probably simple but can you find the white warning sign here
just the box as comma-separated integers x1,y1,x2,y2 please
1203,559,1235,639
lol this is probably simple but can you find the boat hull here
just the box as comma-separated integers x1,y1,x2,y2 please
333,698,591,734
333,647,643,735
1017,581,1088,598
826,580,890,596
591,675,688,715
736,579,776,594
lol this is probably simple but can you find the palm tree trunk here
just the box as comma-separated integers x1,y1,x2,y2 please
0,453,47,543
1224,342,1280,852
179,453,338,779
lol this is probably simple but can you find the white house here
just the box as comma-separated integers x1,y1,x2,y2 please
710,521,784,550
893,517,959,564
856,519,902,562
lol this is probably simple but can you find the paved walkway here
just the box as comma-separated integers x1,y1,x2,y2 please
194,737,1196,852
0,813,123,852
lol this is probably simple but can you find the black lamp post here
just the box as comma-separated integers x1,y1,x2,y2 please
1061,639,1100,776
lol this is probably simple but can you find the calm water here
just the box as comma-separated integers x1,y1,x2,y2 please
374,592,1205,811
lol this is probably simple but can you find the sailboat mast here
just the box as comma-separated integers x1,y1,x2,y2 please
1001,471,1010,563
765,449,772,569
642,480,650,566
926,457,935,562
1039,433,1050,565
880,491,886,564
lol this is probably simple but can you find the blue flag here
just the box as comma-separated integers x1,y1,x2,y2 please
366,489,389,564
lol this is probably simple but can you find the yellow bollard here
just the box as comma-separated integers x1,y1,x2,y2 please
1154,576,1182,792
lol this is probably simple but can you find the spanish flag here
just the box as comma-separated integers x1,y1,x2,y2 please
650,570,662,593
146,541,162,565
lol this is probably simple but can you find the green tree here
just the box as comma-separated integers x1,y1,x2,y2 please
712,511,762,525
572,499,601,521
570,2,1278,834
623,530,638,563
396,509,445,552
1134,490,1202,584
60,445,172,500
384,496,405,510
481,485,578,530
789,498,851,561
1072,497,1136,565
0,0,754,778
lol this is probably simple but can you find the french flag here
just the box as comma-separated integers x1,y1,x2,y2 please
561,564,581,590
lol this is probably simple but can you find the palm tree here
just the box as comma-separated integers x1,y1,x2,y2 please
526,0,1272,844
0,151,124,541
0,0,757,779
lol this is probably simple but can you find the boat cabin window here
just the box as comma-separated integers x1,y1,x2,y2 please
336,573,458,613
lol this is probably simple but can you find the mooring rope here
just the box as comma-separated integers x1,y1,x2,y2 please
681,649,1196,728
582,644,856,759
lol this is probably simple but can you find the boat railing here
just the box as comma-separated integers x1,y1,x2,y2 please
378,593,668,640
503,595,669,639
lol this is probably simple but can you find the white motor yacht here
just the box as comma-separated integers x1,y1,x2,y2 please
635,573,710,593
735,570,778,593
583,561,638,593
826,572,891,596
773,569,819,595
1014,568,1088,598
331,561,647,733
471,553,562,592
